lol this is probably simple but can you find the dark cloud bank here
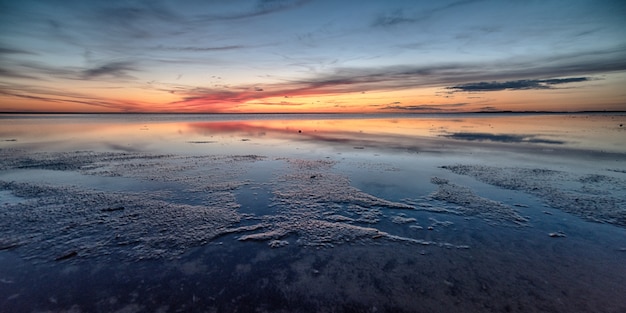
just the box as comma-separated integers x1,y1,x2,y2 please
447,77,590,92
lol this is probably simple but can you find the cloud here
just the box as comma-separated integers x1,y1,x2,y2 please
92,2,182,39
195,0,311,21
446,77,590,92
372,9,415,27
82,61,137,79
381,103,468,111
156,45,246,52
256,0,309,13
478,106,499,112
0,60,139,81
276,46,625,95
167,44,625,109
245,101,304,106
0,67,40,80
540,77,590,85
0,47,36,55
0,83,143,111
372,0,483,27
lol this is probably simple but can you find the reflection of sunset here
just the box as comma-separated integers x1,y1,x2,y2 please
2,114,624,154
183,114,626,153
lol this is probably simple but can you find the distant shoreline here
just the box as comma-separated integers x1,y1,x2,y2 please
1,110,625,115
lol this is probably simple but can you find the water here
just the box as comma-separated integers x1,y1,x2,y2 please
1,113,625,312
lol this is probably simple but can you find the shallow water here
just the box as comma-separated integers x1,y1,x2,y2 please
1,113,625,312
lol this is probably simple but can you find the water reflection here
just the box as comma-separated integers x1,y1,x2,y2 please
1,113,624,155
184,114,625,155
441,132,566,144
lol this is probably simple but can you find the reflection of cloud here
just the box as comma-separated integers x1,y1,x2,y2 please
186,120,577,157
187,120,414,150
442,132,565,144
188,122,274,135
446,77,590,92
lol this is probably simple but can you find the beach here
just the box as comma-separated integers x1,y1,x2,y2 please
1,113,625,312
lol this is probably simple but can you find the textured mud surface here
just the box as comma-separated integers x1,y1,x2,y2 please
441,165,626,227
1,150,471,264
2,148,626,313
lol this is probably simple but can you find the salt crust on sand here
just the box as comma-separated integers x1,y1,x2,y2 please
235,159,454,248
9,150,619,263
0,181,240,262
0,150,468,262
428,177,528,226
441,165,626,227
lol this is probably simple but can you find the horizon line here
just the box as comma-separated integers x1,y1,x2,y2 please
1,110,626,115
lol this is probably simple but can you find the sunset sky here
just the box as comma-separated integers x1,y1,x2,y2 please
1,0,625,113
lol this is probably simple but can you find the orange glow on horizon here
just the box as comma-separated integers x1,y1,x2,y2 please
2,72,625,113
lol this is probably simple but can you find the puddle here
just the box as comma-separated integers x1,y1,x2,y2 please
235,185,273,216
0,190,25,205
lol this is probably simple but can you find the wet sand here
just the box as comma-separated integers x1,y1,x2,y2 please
1,113,626,312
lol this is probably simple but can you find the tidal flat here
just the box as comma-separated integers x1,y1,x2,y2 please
1,113,626,312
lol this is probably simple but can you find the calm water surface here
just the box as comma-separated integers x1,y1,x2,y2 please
1,113,625,155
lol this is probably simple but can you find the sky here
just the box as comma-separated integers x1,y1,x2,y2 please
0,0,625,113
